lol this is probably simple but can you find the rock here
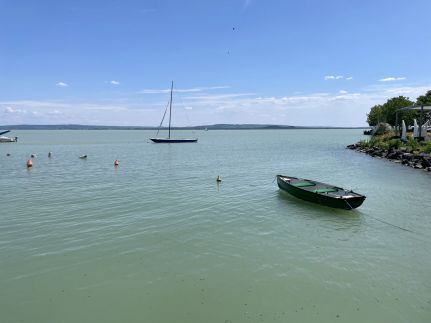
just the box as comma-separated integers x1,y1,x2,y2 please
402,153,414,160
347,140,431,172
422,158,431,168
373,123,393,136
387,151,399,159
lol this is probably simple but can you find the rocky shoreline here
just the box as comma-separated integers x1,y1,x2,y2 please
347,143,431,172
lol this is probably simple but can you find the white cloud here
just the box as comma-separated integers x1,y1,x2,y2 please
2,84,430,127
324,75,344,80
383,86,423,96
139,85,230,94
3,106,26,114
56,82,69,87
0,100,141,126
345,76,353,80
110,80,120,85
379,77,406,82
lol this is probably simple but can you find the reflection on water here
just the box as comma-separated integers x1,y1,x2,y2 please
277,190,363,225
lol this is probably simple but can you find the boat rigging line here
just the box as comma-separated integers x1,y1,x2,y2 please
155,100,170,137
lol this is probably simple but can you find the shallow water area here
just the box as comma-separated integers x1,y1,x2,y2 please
1,129,430,323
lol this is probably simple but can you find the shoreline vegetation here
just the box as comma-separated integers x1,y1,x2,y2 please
0,124,367,130
347,131,431,172
347,89,431,172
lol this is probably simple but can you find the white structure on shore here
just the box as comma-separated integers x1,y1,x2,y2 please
401,120,407,141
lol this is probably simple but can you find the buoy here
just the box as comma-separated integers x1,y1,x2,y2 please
48,152,52,158
216,175,222,182
26,159,33,168
114,159,119,166
6,153,10,156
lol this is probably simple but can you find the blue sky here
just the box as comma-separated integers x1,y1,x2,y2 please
1,0,430,126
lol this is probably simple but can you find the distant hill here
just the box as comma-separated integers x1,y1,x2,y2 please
192,124,297,130
0,124,367,130
0,124,150,130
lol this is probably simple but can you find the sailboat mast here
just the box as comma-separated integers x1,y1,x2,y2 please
168,81,173,139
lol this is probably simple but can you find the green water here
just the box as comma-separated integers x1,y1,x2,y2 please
1,130,430,323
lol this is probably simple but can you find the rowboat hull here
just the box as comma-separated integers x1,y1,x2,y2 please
277,175,365,210
150,138,198,143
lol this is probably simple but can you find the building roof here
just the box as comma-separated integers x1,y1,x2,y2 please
396,105,431,112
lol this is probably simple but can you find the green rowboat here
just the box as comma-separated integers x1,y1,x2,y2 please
277,175,366,210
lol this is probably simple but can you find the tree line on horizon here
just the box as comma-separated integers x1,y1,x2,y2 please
366,90,431,127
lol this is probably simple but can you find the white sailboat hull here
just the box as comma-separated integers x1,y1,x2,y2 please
0,136,17,143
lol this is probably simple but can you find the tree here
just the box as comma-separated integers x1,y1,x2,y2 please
367,104,383,126
366,91,431,127
366,96,414,127
416,90,431,105
381,96,414,126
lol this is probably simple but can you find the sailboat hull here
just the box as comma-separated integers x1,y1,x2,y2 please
150,82,198,143
150,138,198,143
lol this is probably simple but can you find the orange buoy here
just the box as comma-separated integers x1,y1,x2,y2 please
26,159,33,168
114,159,119,166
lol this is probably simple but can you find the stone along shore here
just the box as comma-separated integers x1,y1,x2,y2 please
347,144,431,172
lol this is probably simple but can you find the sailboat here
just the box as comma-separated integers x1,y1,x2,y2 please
150,81,198,143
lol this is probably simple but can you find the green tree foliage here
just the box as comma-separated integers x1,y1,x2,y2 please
416,90,431,105
366,104,383,126
366,96,416,126
382,96,415,126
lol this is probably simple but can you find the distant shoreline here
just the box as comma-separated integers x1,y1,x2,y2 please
0,124,368,130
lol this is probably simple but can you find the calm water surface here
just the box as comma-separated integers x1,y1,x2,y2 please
1,130,430,323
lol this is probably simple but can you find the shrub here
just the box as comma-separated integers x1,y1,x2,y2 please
357,140,370,148
388,139,401,150
373,123,393,136
422,141,431,153
405,138,420,151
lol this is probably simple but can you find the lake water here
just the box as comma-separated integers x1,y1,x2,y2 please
1,129,430,323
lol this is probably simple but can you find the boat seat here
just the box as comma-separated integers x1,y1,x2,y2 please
313,188,338,193
291,182,316,187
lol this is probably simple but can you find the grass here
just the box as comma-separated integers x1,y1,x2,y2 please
358,132,431,154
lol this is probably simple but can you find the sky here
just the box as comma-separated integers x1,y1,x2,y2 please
1,0,430,127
